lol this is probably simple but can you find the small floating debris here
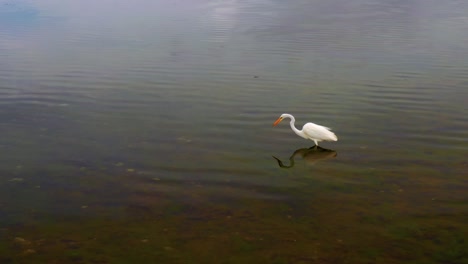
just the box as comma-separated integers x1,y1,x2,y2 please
115,162,124,167
127,168,135,172
9,178,24,182
177,136,192,143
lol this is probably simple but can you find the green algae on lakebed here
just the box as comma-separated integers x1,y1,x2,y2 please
1,170,466,264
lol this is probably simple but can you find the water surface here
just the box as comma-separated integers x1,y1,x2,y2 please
0,0,467,263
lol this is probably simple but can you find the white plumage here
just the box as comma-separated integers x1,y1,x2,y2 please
273,113,338,146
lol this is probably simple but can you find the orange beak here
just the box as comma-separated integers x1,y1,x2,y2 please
273,117,283,126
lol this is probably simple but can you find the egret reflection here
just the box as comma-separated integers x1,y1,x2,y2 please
272,146,337,168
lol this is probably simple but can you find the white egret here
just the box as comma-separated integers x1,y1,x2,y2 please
273,113,338,146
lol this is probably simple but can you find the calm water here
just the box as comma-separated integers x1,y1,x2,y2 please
1,0,467,263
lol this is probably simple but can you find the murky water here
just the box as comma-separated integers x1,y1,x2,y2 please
1,0,467,263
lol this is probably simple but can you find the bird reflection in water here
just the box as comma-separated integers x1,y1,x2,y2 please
272,146,337,168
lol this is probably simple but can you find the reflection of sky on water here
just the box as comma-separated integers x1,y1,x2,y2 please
0,1,40,32
202,0,240,43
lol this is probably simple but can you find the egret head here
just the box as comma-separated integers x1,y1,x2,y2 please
273,114,288,126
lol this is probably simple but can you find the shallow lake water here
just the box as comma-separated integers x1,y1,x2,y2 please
0,0,467,263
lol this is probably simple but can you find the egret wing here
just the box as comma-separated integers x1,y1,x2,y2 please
302,122,338,141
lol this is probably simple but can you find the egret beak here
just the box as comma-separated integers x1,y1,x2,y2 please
273,117,283,126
